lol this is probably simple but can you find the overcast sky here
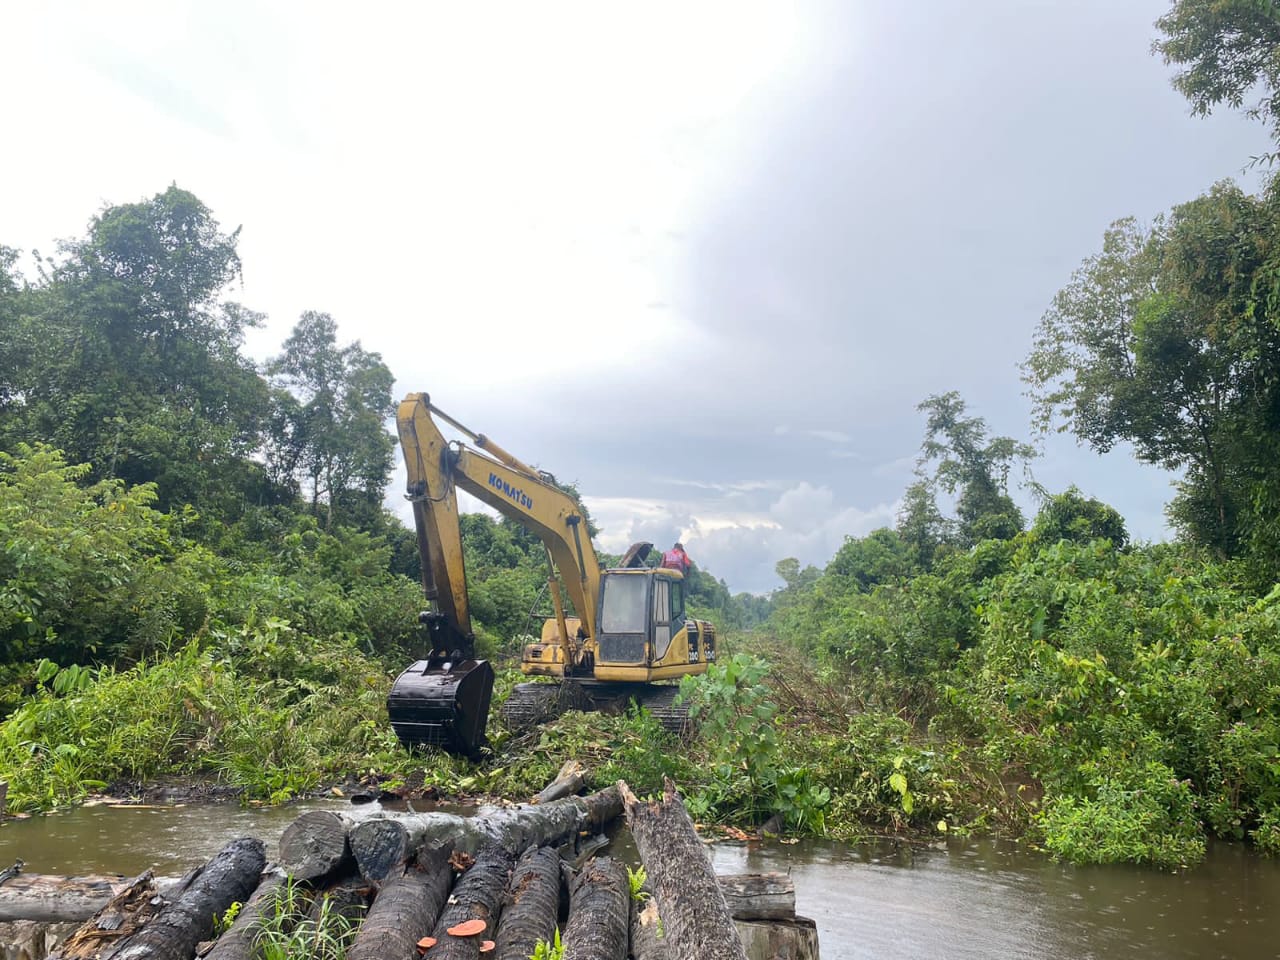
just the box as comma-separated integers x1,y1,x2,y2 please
1,2,1271,593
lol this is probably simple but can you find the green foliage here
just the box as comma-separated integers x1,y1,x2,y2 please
626,865,649,901
1156,0,1280,153
252,878,356,960
529,929,563,960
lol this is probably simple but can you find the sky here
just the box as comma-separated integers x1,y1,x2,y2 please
0,1,1272,593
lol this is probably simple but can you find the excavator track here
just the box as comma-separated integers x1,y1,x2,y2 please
500,681,691,737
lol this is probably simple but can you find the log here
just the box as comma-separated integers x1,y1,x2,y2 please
426,847,515,960
733,917,819,960
0,919,80,960
534,760,584,804
717,874,795,921
108,838,266,960
49,871,168,960
493,847,560,960
305,875,371,925
350,787,622,885
631,894,672,960
278,810,352,882
0,875,177,924
202,872,286,960
560,857,628,960
619,779,747,960
346,847,451,960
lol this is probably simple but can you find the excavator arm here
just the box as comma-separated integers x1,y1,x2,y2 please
388,392,604,756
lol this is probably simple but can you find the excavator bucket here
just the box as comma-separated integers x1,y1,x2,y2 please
387,658,495,757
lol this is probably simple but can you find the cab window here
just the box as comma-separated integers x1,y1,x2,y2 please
652,578,672,661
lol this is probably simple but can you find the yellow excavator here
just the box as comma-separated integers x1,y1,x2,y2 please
386,392,717,756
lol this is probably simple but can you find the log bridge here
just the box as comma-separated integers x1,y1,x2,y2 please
0,777,818,960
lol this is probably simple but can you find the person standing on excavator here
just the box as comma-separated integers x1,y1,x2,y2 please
660,541,691,577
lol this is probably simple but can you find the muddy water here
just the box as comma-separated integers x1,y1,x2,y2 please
4,802,1280,959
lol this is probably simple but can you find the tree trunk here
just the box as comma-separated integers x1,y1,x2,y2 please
733,918,819,960
48,872,166,960
108,838,266,960
560,857,628,960
619,780,747,960
203,873,286,960
0,919,79,960
305,876,371,926
717,874,795,921
534,760,584,804
350,787,621,885
346,847,452,960
426,848,514,960
493,847,560,960
279,810,352,882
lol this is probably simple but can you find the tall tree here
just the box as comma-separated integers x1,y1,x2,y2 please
0,186,272,519
1024,182,1280,556
916,392,1035,547
268,311,395,528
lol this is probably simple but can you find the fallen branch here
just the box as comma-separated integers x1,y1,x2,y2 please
534,760,584,804
619,780,747,960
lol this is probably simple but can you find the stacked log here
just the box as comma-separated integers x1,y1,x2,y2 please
0,778,820,960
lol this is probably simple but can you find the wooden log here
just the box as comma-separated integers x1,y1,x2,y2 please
350,787,622,885
0,919,80,960
534,760,584,804
560,857,628,960
493,846,560,960
717,874,795,921
346,847,451,960
306,875,371,925
202,872,285,960
426,847,514,960
619,779,747,960
278,810,352,882
0,875,176,924
49,872,168,960
733,917,819,960
108,838,266,960
631,893,672,960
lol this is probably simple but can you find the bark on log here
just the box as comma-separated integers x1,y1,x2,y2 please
49,872,168,960
619,779,747,960
346,847,451,960
0,919,79,960
534,760,584,804
350,787,621,885
202,872,285,960
108,838,266,960
733,917,819,960
426,847,514,960
560,857,628,960
631,894,672,960
493,846,560,960
278,810,352,882
305,876,371,926
717,874,795,921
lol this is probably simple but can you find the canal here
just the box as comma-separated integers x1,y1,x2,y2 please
2,801,1278,958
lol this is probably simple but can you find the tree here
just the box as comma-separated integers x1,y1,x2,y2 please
1024,182,1280,556
896,479,951,571
1030,487,1129,548
1156,0,1280,155
916,392,1035,547
268,311,395,528
0,187,273,520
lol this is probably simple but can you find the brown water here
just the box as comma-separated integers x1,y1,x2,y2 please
3,802,1280,958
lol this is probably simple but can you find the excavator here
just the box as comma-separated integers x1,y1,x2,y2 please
386,392,717,756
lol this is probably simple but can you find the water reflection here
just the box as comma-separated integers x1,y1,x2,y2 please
3,804,1279,959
